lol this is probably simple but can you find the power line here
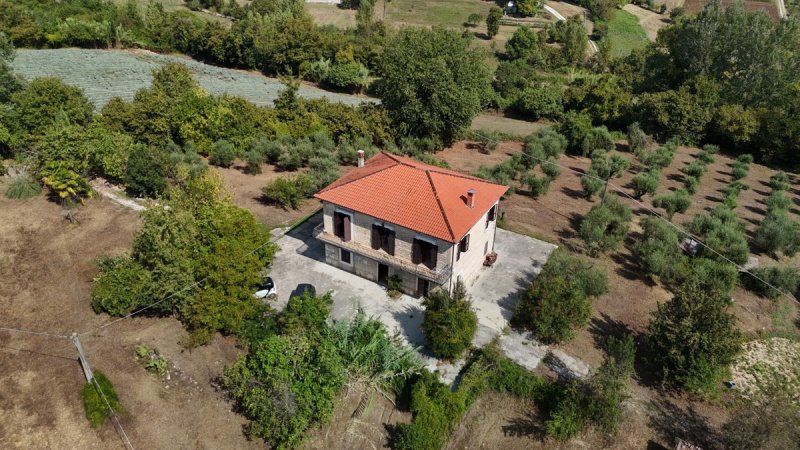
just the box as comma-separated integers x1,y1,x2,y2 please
464,125,800,304
0,326,71,339
89,365,135,450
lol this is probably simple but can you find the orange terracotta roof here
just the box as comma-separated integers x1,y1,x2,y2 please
315,152,508,243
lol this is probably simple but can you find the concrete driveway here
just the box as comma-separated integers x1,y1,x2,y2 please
268,211,558,381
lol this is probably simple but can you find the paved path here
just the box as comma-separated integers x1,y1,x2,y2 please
269,212,590,383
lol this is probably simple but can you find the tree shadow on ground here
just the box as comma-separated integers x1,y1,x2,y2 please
502,412,546,440
561,186,587,200
667,173,685,183
704,194,723,203
647,398,724,450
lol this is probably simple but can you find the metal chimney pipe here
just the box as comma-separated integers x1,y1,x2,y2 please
357,150,365,168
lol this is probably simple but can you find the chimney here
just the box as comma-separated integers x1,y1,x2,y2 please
467,189,476,208
357,150,365,168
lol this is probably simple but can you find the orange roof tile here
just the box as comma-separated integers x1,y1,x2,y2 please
315,152,508,243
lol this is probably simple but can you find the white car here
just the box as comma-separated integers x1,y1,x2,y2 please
254,277,276,299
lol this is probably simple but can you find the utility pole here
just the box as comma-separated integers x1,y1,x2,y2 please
71,333,93,382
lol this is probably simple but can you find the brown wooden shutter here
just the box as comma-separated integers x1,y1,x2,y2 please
386,230,395,256
463,234,470,252
343,215,351,242
371,225,380,249
426,244,438,270
412,239,421,264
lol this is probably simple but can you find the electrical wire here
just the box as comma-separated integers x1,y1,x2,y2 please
0,326,71,339
91,375,135,450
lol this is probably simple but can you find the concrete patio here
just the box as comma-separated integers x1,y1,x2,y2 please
268,212,587,382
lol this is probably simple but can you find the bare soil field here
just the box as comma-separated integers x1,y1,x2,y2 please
0,192,258,449
623,3,671,40
306,3,357,28
471,113,551,137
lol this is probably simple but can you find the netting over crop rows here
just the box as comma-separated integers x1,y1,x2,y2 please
11,49,375,108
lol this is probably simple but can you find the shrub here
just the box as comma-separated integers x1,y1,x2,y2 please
652,189,691,220
681,161,706,178
696,150,714,165
513,270,591,343
743,266,800,299
721,180,749,198
252,136,283,164
702,144,719,154
581,151,630,199
631,169,660,198
646,279,742,394
244,149,264,174
686,257,739,297
475,129,500,153
82,371,122,428
560,111,593,155
513,85,564,120
135,344,169,379
209,139,236,168
5,171,41,199
541,159,562,179
421,282,477,360
684,175,699,194
731,165,748,181
542,250,609,297
466,13,482,26
261,174,313,210
325,61,369,91
125,145,172,198
765,191,791,213
736,153,754,164
521,171,551,197
634,216,686,283
91,256,154,316
580,126,615,156
686,206,749,264
638,143,675,170
769,171,790,191
752,211,800,257
626,122,651,153
579,197,632,255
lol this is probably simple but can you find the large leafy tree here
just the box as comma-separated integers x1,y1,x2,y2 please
377,27,492,145
646,279,742,394
421,282,478,360
9,77,93,135
0,32,24,105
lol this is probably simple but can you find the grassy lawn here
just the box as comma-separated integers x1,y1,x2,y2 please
384,0,493,28
596,9,649,58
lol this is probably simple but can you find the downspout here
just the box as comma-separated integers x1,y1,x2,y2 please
492,203,499,252
449,244,457,294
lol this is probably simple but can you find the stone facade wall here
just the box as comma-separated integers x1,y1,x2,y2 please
451,202,500,288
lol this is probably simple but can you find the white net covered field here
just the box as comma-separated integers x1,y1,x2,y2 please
12,48,375,108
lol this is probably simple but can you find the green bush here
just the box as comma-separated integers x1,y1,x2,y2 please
475,129,500,153
209,139,236,167
626,122,651,153
261,174,313,210
721,180,749,198
421,282,477,360
638,143,675,170
82,371,122,428
730,165,748,181
752,211,800,257
702,144,720,154
513,269,591,343
543,250,609,297
736,153,754,164
579,197,632,255
560,111,593,155
125,145,173,198
769,171,790,191
541,159,562,179
135,344,169,378
325,61,368,91
5,172,42,199
686,257,739,297
743,266,800,299
646,279,742,394
513,85,564,120
686,206,749,264
681,161,706,178
765,191,791,213
580,126,615,156
581,150,629,199
684,175,699,194
696,150,714,165
634,216,686,283
244,149,264,174
631,169,660,198
91,256,154,316
521,171,551,197
652,189,691,220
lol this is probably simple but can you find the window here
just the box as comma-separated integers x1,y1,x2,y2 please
340,249,352,265
457,234,470,261
333,211,352,242
484,241,489,255
371,224,395,255
412,238,438,270
486,205,497,228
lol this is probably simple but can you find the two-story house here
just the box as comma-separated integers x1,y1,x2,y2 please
313,151,508,296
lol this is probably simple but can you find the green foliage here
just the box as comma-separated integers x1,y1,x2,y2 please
82,371,122,428
9,77,94,135
723,391,800,450
486,7,503,38
548,16,588,64
696,150,714,165
261,174,314,210
634,216,686,283
686,206,749,264
91,256,154,316
743,266,800,299
769,171,790,191
475,129,500,154
466,13,483,26
244,149,265,174
278,291,334,336
222,332,345,449
325,61,369,91
646,279,742,394
631,169,660,198
544,250,609,297
681,161,706,178
652,189,691,220
5,171,42,199
208,139,236,168
422,283,477,360
124,145,173,198
637,140,677,170
505,26,544,61
684,175,699,195
520,171,551,197
581,151,630,200
686,257,739,297
513,256,595,343
765,191,791,214
41,161,92,201
626,122,651,153
581,126,615,156
546,335,635,440
579,196,632,255
377,27,491,145
513,85,563,120
560,111,593,155
752,211,800,258
135,344,169,379
730,165,748,181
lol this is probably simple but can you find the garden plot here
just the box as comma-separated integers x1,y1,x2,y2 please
12,49,374,108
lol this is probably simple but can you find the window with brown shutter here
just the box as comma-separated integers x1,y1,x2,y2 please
459,234,470,253
372,224,396,255
425,244,438,270
334,212,351,241
371,225,381,250
385,230,395,256
343,215,351,242
412,240,422,264
486,205,497,228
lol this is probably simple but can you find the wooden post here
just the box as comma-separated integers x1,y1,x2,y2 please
71,333,93,382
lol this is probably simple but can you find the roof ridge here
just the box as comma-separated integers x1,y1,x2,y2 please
388,151,507,188
317,153,399,194
426,170,456,242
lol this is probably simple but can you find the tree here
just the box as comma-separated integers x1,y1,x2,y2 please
487,7,503,38
9,77,94,135
652,189,691,220
630,169,660,198
0,32,24,104
513,269,591,343
125,145,173,198
579,196,632,255
581,150,630,200
421,282,478,360
627,123,651,152
560,111,593,154
646,279,742,394
377,27,492,145
506,26,543,61
513,85,563,120
549,17,587,64
209,139,236,167
634,216,686,283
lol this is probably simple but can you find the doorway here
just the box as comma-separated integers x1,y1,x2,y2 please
377,263,389,284
416,278,430,297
